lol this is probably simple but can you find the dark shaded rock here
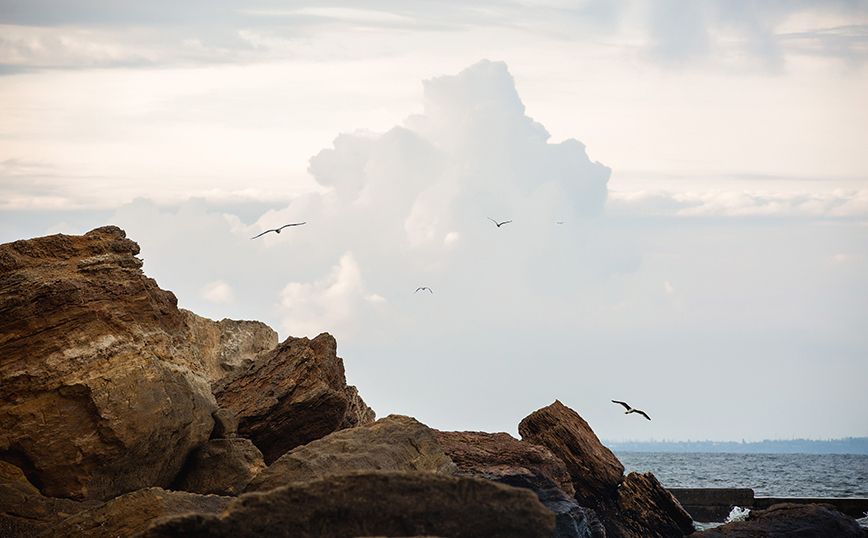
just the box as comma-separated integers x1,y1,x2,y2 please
210,408,238,439
0,227,225,500
518,400,624,506
690,502,865,538
245,414,455,493
212,332,375,464
173,438,266,496
38,486,231,538
601,472,695,538
0,460,102,537
135,470,556,538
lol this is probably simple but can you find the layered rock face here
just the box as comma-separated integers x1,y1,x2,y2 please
0,227,275,501
213,332,375,464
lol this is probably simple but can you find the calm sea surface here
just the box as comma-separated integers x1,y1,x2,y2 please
614,452,868,498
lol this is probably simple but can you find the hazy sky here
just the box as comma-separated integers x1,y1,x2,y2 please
1,0,866,443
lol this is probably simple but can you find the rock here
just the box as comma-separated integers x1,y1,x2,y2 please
518,400,624,506
0,460,102,537
173,438,266,496
601,472,695,538
38,486,231,538
245,414,455,493
690,502,865,538
434,430,602,538
211,408,238,439
213,333,375,464
0,227,226,500
134,470,557,538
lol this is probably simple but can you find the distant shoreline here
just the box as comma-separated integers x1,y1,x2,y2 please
603,437,868,455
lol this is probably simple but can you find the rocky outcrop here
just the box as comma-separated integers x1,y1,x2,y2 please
38,487,231,538
0,227,225,501
435,430,601,538
135,470,557,538
602,472,695,538
0,460,102,537
690,502,865,537
518,400,624,506
173,438,266,496
213,333,375,464
245,414,455,493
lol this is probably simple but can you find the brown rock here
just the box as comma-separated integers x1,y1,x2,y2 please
245,414,455,493
518,400,624,506
0,460,102,537
135,470,557,538
435,430,575,497
213,333,375,464
0,227,278,501
211,408,238,439
690,502,865,538
173,438,266,496
38,486,231,538
601,472,695,538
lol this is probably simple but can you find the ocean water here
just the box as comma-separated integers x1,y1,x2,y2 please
614,452,868,498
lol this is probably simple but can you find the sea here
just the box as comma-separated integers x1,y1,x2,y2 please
614,452,868,529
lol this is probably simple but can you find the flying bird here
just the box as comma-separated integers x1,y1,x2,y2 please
251,222,306,239
415,287,433,294
487,217,512,227
612,400,651,420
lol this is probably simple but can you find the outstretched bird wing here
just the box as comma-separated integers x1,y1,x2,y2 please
612,400,631,410
636,410,651,421
276,222,306,231
250,229,274,239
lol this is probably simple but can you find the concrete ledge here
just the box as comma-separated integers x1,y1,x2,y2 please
669,488,868,522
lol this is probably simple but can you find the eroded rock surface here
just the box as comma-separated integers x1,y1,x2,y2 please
213,332,375,464
690,502,865,538
174,438,266,496
602,472,695,538
135,471,556,538
245,414,455,493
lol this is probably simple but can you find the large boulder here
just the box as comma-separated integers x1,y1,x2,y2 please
435,430,601,538
601,472,695,538
173,438,267,496
0,227,230,500
245,414,455,493
690,502,865,538
0,460,102,537
518,400,624,506
38,487,231,538
135,470,557,538
213,332,375,464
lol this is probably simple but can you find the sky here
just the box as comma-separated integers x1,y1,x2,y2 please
1,0,867,444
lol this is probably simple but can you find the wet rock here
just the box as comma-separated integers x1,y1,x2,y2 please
212,332,375,464
690,502,865,538
518,400,624,506
0,460,102,537
245,414,455,493
0,227,226,500
173,438,266,496
135,470,557,538
38,486,231,538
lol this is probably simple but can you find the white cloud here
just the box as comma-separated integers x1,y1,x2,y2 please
199,279,236,304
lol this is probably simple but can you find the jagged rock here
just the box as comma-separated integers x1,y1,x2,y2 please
38,486,231,538
181,310,278,382
211,408,238,439
245,414,455,493
518,400,624,506
434,430,602,538
690,502,865,537
213,333,375,464
434,430,575,497
173,438,266,496
134,470,557,538
601,472,695,538
0,460,102,537
0,227,231,500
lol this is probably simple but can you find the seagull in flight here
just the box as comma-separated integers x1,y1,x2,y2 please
251,222,306,239
487,217,512,228
415,287,433,294
612,400,651,420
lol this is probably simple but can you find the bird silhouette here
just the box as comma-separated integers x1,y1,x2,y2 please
487,217,512,227
612,400,651,420
251,222,306,239
415,287,433,294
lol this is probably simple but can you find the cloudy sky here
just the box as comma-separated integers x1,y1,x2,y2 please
1,0,866,444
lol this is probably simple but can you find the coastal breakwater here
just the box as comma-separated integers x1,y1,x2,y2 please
669,488,868,522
